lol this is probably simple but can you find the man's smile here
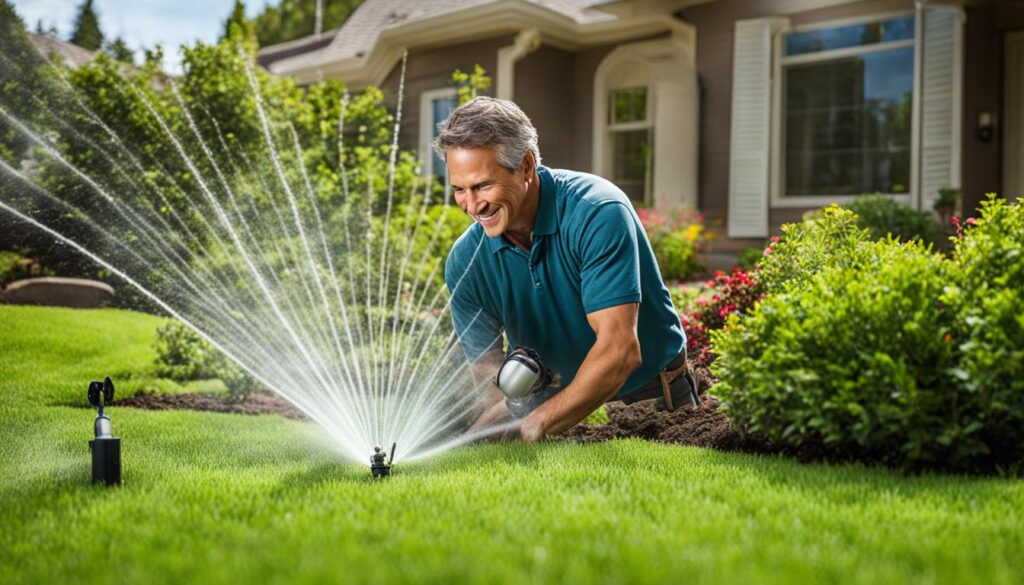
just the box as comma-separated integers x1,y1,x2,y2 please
472,208,501,226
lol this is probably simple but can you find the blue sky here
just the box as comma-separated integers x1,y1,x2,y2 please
11,0,267,72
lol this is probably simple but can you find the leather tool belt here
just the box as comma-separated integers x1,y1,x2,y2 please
620,350,699,411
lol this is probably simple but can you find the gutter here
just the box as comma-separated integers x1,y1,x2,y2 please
496,29,541,100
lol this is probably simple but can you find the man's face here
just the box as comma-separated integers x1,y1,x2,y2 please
447,146,530,238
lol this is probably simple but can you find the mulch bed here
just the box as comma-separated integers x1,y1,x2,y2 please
564,395,776,455
117,391,307,421
116,368,794,459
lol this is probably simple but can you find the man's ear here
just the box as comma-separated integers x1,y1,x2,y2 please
520,151,536,179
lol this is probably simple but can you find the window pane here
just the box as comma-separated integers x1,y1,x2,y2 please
609,87,647,125
784,47,913,196
431,95,457,178
785,16,914,56
611,129,652,203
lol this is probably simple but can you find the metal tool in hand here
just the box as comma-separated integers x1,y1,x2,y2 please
494,347,553,418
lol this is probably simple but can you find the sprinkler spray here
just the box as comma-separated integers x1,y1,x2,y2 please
370,443,396,478
88,376,121,485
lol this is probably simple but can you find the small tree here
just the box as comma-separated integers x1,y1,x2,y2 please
451,64,492,105
221,0,257,53
105,37,134,65
69,0,103,51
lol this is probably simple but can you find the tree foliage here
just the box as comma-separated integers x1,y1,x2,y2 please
250,0,364,47
69,0,103,51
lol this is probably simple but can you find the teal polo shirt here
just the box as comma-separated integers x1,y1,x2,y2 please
444,166,685,398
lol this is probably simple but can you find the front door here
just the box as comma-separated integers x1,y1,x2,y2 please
1005,31,1024,199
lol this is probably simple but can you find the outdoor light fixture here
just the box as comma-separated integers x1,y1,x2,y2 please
978,111,996,143
88,377,121,486
371,443,396,478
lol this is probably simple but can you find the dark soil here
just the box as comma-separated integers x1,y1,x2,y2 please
564,395,776,455
115,370,784,459
117,391,307,421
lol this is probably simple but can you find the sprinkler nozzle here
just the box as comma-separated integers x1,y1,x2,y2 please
370,442,396,478
88,377,121,485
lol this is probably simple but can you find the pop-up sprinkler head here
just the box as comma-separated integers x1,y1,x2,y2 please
88,377,121,485
370,442,396,478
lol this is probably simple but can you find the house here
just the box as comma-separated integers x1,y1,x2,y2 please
259,0,1024,246
28,32,96,68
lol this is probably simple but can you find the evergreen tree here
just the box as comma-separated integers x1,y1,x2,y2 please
69,0,103,51
221,0,257,53
251,0,363,47
105,37,134,65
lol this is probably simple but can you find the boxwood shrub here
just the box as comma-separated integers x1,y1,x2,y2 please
942,196,1024,469
711,239,967,470
842,194,939,245
757,205,873,293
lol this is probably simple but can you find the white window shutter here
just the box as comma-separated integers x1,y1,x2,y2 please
919,5,963,212
728,19,775,238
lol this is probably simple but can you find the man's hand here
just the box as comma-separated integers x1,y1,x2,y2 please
519,303,642,441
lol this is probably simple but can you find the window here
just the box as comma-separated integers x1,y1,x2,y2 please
419,88,458,182
781,15,914,198
608,86,653,204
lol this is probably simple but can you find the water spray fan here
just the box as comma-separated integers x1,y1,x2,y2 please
88,377,121,485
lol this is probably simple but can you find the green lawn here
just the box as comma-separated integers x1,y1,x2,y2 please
1,305,1022,584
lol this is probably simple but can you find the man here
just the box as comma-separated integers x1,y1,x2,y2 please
438,97,695,443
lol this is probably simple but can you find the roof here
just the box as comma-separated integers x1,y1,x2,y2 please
259,0,618,75
27,33,96,68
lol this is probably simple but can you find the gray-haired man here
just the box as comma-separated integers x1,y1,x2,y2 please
438,97,695,442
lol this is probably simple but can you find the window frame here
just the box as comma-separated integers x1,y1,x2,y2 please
418,87,458,181
607,85,654,205
770,10,918,208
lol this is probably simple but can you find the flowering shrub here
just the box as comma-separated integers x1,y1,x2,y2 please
679,267,763,368
710,196,1024,472
636,208,706,280
758,205,873,293
712,239,964,470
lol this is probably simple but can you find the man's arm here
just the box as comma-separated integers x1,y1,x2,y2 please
519,302,642,442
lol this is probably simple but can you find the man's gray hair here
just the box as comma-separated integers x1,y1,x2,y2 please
434,96,541,172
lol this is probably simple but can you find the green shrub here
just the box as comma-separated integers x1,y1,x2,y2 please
735,246,764,271
942,196,1024,469
711,239,967,470
841,195,938,245
757,205,873,293
0,250,32,286
636,209,706,280
155,321,260,401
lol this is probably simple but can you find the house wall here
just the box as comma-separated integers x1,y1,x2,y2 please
514,45,576,170
679,0,935,233
379,35,515,155
962,1,1024,214
570,45,617,172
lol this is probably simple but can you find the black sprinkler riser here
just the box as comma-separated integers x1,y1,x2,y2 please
90,437,121,485
88,376,121,486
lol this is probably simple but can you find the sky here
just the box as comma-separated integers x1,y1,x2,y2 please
10,0,266,72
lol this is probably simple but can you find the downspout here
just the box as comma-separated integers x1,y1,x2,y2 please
496,29,541,100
